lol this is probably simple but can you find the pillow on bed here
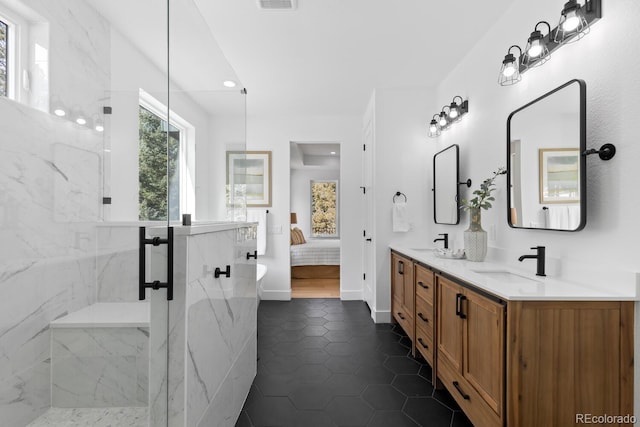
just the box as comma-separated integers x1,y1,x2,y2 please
290,227,306,245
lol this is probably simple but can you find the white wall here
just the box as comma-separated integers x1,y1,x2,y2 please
290,167,340,239
247,115,362,300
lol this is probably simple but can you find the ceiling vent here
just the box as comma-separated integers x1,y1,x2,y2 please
257,0,297,10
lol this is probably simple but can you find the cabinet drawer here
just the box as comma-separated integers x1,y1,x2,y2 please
415,295,433,338
415,265,434,304
438,357,502,427
415,324,433,365
392,298,413,340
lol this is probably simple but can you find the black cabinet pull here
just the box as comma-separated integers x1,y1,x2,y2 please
246,251,258,260
453,381,470,400
459,295,467,319
455,293,462,317
418,312,429,323
397,312,405,320
214,265,231,278
418,281,429,290
417,338,429,350
398,260,404,275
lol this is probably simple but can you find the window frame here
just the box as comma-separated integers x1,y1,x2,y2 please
138,89,195,221
310,179,339,238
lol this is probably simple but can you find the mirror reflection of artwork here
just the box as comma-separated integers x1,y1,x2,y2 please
539,148,580,203
507,79,586,231
226,151,272,207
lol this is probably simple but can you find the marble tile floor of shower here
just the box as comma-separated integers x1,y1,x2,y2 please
236,298,473,427
26,407,148,427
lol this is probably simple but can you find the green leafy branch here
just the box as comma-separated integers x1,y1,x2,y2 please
461,167,507,211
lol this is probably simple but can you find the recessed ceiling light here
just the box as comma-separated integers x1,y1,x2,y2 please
223,80,237,88
330,151,336,155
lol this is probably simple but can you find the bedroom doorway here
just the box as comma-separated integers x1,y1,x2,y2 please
290,142,341,298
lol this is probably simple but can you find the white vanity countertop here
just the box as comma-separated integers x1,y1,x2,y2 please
390,245,638,301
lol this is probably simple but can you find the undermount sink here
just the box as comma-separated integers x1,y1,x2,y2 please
470,270,542,285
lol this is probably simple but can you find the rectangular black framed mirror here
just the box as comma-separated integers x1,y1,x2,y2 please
433,144,460,225
507,79,586,231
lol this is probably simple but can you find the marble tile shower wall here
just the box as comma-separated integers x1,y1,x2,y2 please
0,1,110,425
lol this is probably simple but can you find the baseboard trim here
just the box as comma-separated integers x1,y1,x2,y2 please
371,308,391,323
259,289,292,301
340,290,363,301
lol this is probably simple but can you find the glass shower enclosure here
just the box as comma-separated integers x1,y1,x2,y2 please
0,0,246,425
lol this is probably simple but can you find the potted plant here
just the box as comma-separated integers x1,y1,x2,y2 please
460,167,507,261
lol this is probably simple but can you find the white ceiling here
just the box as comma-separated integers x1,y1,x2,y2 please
88,0,514,118
290,142,340,170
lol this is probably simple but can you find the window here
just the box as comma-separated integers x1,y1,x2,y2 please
138,105,181,221
0,18,8,97
311,180,338,237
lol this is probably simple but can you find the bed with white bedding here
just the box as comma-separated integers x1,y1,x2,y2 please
290,239,340,279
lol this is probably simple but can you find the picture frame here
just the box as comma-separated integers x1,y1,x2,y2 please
226,151,272,207
538,148,580,204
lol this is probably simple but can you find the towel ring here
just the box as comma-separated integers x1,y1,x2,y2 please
393,192,407,203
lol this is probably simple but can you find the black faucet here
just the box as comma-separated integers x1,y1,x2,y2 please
433,233,448,249
518,246,546,276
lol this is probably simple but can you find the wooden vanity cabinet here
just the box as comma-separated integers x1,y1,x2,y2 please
390,252,414,343
436,274,505,427
414,264,436,381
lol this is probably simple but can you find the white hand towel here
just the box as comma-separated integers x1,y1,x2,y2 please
247,209,268,255
393,202,410,232
547,206,569,229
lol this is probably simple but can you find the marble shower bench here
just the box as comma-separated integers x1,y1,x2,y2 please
49,302,150,408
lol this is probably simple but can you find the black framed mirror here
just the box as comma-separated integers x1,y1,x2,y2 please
507,79,586,231
433,144,460,225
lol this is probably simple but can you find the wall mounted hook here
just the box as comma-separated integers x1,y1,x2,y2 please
458,179,472,188
583,143,616,160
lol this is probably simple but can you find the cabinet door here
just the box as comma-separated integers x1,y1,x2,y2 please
437,275,463,372
462,289,505,416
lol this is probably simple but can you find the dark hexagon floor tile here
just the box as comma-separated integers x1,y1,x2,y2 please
392,374,434,397
452,410,474,427
398,336,413,349
245,396,298,427
362,384,407,410
325,373,368,396
271,341,304,356
305,309,328,318
302,325,329,336
376,342,410,357
322,305,346,314
280,320,307,331
324,330,353,342
325,341,358,356
288,384,334,410
326,396,374,426
402,397,454,427
292,410,336,427
323,321,349,331
274,329,307,342
294,363,332,383
254,371,300,396
355,365,395,384
433,386,462,411
347,335,381,352
263,355,303,374
384,356,421,375
298,336,330,349
297,348,330,364
324,356,361,374
367,410,420,427
234,410,253,427
303,316,329,326
418,364,433,383
323,312,347,321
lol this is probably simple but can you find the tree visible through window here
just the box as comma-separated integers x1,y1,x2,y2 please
0,19,7,97
311,180,338,237
138,106,180,221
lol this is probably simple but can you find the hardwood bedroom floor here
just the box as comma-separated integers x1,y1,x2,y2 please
291,278,340,298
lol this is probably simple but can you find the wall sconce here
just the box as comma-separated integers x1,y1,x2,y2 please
448,96,468,122
522,21,552,67
555,0,592,43
498,45,522,86
428,114,441,138
498,0,601,86
428,97,469,139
